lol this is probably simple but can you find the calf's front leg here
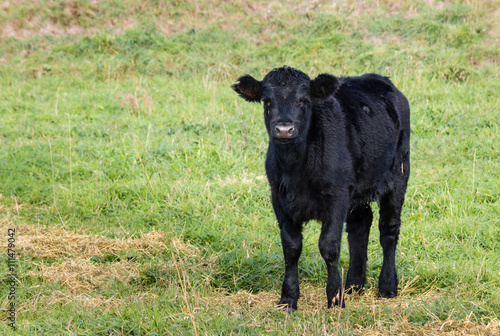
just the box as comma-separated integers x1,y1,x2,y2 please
278,220,303,312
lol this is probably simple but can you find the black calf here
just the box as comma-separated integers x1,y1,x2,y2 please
232,66,410,310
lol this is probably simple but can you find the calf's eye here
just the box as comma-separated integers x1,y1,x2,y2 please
262,99,271,114
299,99,310,108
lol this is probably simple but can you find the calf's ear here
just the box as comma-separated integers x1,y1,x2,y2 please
310,74,340,102
232,75,262,103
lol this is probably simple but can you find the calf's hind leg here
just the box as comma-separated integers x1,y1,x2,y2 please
345,204,373,293
378,188,406,298
319,216,345,308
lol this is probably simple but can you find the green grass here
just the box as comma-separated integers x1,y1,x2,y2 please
0,0,499,335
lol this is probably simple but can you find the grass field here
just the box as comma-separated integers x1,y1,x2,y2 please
0,0,499,335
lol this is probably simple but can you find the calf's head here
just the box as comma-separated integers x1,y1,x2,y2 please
232,66,339,144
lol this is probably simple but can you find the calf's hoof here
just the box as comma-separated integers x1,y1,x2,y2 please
327,291,346,309
345,283,364,295
378,289,397,299
379,274,398,299
278,298,297,313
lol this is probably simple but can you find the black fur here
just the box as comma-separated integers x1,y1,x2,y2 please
232,66,410,311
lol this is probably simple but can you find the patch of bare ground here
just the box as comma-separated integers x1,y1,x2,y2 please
0,0,423,39
2,0,495,46
332,0,420,18
0,15,135,39
1,19,87,39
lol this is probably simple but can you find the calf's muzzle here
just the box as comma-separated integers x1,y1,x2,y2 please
273,123,297,140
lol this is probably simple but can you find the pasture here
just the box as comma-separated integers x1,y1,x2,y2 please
0,0,499,334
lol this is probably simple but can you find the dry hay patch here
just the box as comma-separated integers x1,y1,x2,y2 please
209,286,499,335
35,290,158,313
224,289,278,310
216,174,268,186
29,258,140,292
357,318,500,336
6,224,167,260
3,224,170,292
